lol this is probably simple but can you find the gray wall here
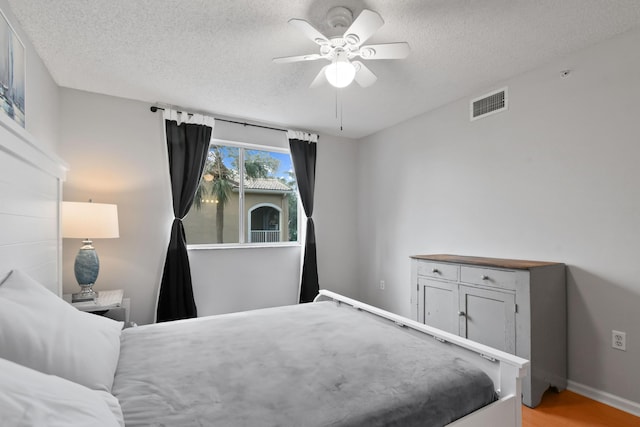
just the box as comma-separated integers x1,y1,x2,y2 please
58,88,359,325
59,90,169,325
355,29,640,405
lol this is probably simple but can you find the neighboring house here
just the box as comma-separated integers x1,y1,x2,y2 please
184,177,293,245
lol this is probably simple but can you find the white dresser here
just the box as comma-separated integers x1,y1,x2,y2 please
410,254,566,408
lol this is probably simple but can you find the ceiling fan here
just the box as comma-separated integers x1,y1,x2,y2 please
273,6,410,88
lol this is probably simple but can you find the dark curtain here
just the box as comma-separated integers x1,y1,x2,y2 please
156,119,212,322
289,137,319,303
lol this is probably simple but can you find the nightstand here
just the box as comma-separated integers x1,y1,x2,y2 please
63,289,130,324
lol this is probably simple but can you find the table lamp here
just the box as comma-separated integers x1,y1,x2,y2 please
62,201,119,302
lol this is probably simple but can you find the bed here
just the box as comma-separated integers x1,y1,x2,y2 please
113,292,504,426
0,119,528,427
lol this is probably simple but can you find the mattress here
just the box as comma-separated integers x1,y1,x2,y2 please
112,301,496,426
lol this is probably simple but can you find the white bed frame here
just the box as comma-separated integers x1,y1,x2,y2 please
0,114,67,295
315,290,529,427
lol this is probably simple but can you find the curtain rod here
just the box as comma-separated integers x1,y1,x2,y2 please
150,106,287,133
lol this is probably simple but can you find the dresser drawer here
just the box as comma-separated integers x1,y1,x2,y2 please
460,265,517,290
416,261,459,281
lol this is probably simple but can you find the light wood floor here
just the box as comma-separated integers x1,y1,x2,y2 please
522,390,640,427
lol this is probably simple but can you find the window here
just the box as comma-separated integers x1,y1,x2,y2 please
249,204,282,243
183,141,298,246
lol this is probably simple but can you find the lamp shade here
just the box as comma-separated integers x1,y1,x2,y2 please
62,202,119,239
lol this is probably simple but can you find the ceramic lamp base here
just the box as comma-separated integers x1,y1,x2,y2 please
72,286,99,302
73,239,101,302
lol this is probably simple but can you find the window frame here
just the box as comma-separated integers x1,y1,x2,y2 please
186,137,301,250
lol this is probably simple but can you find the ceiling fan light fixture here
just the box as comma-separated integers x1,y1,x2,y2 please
325,51,356,88
275,8,409,89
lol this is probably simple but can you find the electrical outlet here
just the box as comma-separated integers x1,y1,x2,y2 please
379,280,385,290
612,330,626,351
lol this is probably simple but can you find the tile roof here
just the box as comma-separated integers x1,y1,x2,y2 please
242,178,292,192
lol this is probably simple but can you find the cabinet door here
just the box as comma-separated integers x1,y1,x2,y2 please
418,278,458,334
458,285,516,353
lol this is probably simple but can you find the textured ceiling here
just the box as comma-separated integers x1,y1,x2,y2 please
8,0,640,138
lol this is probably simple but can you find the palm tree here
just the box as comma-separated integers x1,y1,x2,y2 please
280,170,298,242
209,147,233,243
192,146,233,243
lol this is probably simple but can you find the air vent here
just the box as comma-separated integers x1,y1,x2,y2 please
470,87,508,121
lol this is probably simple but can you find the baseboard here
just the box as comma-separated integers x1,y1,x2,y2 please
568,380,640,417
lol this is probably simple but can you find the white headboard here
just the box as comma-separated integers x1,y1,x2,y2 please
0,115,67,295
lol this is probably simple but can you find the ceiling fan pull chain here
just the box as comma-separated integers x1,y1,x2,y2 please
340,91,344,131
334,87,344,131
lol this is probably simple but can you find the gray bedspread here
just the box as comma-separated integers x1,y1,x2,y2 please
112,301,496,426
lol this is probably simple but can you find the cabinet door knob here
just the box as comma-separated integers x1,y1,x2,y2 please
432,268,440,274
481,275,489,280
458,311,466,317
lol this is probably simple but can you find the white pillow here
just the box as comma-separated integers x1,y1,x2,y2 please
94,390,126,427
0,357,123,427
0,270,123,392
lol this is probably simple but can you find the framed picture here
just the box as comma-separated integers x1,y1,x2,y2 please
0,8,25,127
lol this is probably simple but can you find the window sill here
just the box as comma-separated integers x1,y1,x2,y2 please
187,242,302,251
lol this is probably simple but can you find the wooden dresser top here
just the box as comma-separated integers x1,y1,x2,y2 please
410,254,562,270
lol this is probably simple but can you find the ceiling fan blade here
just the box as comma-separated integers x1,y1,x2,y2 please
343,9,384,46
310,65,329,88
289,19,330,46
353,61,377,87
273,54,322,64
358,42,410,60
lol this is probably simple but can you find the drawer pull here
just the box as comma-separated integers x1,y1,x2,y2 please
432,268,440,274
458,311,466,317
481,275,490,280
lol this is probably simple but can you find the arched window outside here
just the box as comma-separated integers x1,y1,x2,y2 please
248,203,282,243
